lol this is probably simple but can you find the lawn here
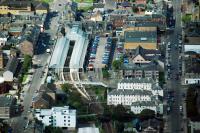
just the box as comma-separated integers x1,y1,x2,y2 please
73,0,93,3
40,0,53,3
22,74,28,83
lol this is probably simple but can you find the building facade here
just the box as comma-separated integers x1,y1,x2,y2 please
35,106,76,129
107,78,163,111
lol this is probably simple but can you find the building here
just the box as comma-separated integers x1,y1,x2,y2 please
0,31,8,46
78,127,100,133
3,57,19,82
123,27,157,49
49,24,89,82
189,120,200,133
127,46,161,64
35,106,76,129
0,50,3,69
19,25,40,56
32,92,52,109
35,3,48,15
0,1,33,15
0,96,16,119
107,78,163,109
131,100,163,114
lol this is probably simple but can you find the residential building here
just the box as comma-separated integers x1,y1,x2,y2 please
107,78,163,109
19,25,40,56
93,3,105,12
122,61,160,80
131,100,163,114
0,17,11,30
35,3,48,15
32,84,56,109
3,57,19,82
0,31,8,46
78,127,100,133
0,96,16,119
35,106,76,129
189,120,200,133
32,92,52,109
126,46,161,64
0,50,3,69
0,1,33,15
123,27,157,49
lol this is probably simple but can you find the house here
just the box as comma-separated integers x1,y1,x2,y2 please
35,3,48,15
0,17,11,30
78,127,100,133
107,78,163,108
123,27,157,49
35,106,76,129
131,99,163,114
0,96,16,119
93,3,105,12
90,11,103,22
122,60,161,80
189,120,200,133
0,50,3,69
128,46,161,64
3,57,19,82
8,26,24,36
19,25,40,56
0,31,8,46
0,1,33,15
32,92,52,109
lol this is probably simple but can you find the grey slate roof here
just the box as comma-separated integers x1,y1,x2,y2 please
108,89,153,96
131,101,156,106
124,30,157,43
119,78,154,84
5,57,19,73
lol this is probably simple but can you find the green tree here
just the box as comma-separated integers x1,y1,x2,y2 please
139,109,155,120
61,83,72,93
182,14,192,23
112,60,122,70
44,125,62,133
102,68,110,79
116,121,125,133
22,55,32,74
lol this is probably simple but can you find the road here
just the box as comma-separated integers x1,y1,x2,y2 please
10,0,68,132
165,0,184,132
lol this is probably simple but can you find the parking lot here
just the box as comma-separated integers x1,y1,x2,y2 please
94,37,107,68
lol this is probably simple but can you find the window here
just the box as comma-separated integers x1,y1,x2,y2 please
64,120,66,122
64,116,66,118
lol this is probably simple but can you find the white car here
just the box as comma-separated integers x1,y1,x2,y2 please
179,40,182,43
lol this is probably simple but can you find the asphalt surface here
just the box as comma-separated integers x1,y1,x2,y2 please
165,0,184,132
10,0,67,132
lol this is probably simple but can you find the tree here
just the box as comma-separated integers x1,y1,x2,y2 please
102,68,110,79
44,125,63,133
182,14,191,23
61,83,72,93
22,55,32,74
115,121,125,133
139,109,155,120
112,60,122,70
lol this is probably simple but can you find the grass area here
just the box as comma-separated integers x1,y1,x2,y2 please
73,0,93,3
40,0,53,3
78,6,94,11
22,74,28,83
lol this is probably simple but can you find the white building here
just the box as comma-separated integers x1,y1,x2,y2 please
107,78,163,114
35,106,76,129
78,127,100,133
184,74,200,85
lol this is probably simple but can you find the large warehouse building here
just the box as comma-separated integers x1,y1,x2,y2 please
49,24,89,82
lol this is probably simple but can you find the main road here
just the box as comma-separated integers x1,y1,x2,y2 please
10,0,68,132
166,0,184,132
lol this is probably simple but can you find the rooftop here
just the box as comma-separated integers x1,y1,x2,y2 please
5,57,19,73
119,78,155,84
0,96,15,107
108,89,153,96
131,101,156,106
